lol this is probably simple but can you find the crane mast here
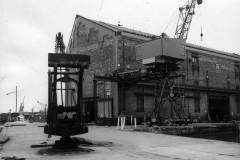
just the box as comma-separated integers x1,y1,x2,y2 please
37,100,47,112
19,96,25,113
174,0,202,40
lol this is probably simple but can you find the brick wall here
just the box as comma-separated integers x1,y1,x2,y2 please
67,16,240,121
186,51,236,89
117,37,145,71
67,17,116,98
67,17,153,117
80,45,114,97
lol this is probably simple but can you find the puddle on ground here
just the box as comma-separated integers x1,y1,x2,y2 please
1,156,25,160
72,137,114,147
37,147,94,156
36,137,114,156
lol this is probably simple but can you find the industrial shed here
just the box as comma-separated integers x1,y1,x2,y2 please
66,15,240,124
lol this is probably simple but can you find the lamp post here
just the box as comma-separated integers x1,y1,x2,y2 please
6,85,18,113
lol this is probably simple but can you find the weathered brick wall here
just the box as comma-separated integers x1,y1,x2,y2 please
67,17,116,98
123,85,155,117
124,85,137,114
116,37,152,116
66,16,240,120
120,46,240,120
144,96,155,117
230,95,238,114
200,93,208,118
80,45,114,97
117,37,145,71
186,51,236,89
143,86,155,116
186,93,195,116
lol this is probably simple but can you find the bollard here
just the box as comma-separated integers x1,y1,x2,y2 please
120,116,123,130
120,116,126,130
131,115,133,125
144,114,146,126
134,117,137,128
123,116,126,129
117,116,120,129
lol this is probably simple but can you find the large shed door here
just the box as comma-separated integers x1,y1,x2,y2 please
208,95,229,121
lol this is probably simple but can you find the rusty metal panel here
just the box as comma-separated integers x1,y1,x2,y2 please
48,53,90,68
136,38,186,61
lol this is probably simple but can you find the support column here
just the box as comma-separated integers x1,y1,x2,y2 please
112,34,121,117
93,79,98,122
15,86,17,112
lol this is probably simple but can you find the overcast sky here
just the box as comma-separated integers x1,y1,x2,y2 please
0,0,240,113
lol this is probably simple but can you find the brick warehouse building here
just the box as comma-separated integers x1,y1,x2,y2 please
66,15,240,124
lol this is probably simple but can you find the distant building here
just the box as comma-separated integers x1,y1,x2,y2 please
17,114,25,121
24,112,46,122
66,15,240,124
0,112,46,123
0,113,9,124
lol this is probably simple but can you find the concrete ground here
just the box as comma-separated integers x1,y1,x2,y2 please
0,122,240,160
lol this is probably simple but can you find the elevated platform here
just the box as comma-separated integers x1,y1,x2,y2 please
136,38,185,62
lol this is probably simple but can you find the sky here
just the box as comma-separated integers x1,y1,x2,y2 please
0,0,240,113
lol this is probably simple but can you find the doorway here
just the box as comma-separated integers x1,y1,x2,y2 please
208,95,229,121
84,101,95,123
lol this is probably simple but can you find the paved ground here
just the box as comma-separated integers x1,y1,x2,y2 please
0,122,240,160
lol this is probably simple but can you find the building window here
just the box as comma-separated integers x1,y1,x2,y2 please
227,74,230,88
216,63,220,70
191,55,199,76
235,95,240,113
105,81,111,97
206,70,209,87
235,70,239,80
237,99,240,114
97,81,111,98
194,97,200,113
234,64,240,82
